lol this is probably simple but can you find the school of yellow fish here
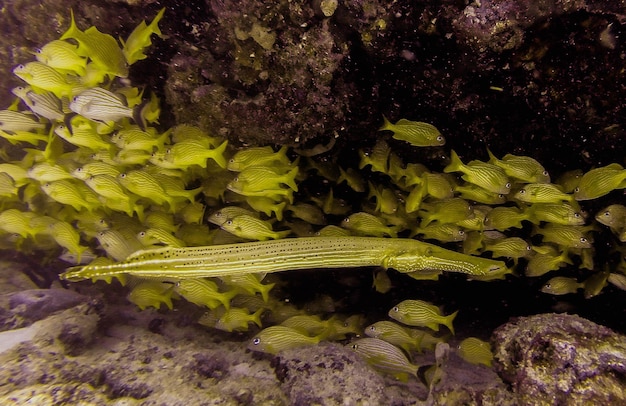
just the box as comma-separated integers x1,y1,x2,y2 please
0,9,625,385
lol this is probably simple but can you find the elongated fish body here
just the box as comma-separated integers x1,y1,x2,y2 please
60,237,508,282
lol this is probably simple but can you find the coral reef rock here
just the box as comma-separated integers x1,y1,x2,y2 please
492,313,626,405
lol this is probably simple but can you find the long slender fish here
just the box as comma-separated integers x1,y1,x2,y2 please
61,237,508,282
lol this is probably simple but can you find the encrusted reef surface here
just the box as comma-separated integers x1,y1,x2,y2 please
1,262,625,405
492,313,626,405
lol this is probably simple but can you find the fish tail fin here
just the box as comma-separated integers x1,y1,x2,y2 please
379,115,393,132
149,8,166,37
60,10,83,41
274,229,291,239
222,289,239,309
274,201,287,221
283,166,299,191
209,140,229,169
444,310,459,335
486,148,498,165
276,144,289,160
259,282,275,303
405,184,424,213
132,102,148,132
114,274,128,286
251,308,264,328
156,128,172,150
444,150,463,173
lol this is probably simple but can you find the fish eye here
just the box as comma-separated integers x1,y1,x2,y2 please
458,230,465,235
580,237,587,243
343,217,350,223
526,245,532,250
505,182,511,188
226,220,233,225
542,170,549,176
518,189,525,194
437,136,444,141
253,338,261,345
603,211,610,217
369,326,375,331
574,187,580,193
351,344,359,350
229,158,235,163
119,173,126,178
392,306,399,312
498,194,504,198
139,231,146,237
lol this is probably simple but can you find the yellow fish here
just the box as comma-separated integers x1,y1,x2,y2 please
214,307,264,332
487,149,550,183
230,165,298,192
541,276,583,295
389,299,458,334
120,8,166,65
444,150,511,194
128,281,174,310
12,87,65,121
27,163,74,182
221,273,275,303
220,215,291,241
60,10,128,78
118,170,177,209
457,337,493,367
534,224,593,249
525,203,585,226
596,204,626,229
55,118,113,152
69,87,144,129
174,278,236,309
137,228,186,248
164,139,228,169
0,109,46,133
111,126,169,151
379,116,445,147
248,325,323,355
364,321,421,353
47,220,90,263
0,209,37,238
359,139,391,173
513,183,575,204
227,145,290,171
574,163,626,200
34,39,87,75
95,229,143,261
341,212,399,237
418,197,473,227
525,246,572,277
483,237,532,261
40,180,99,212
350,338,421,381
245,196,287,220
13,62,83,98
